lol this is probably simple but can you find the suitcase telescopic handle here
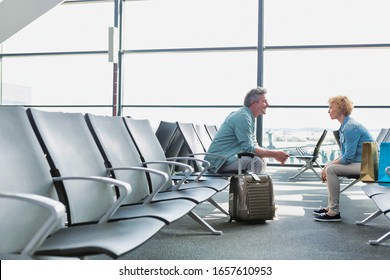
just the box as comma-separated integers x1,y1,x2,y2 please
237,152,255,159
237,152,255,175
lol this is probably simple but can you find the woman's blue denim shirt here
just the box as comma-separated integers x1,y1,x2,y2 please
339,115,374,164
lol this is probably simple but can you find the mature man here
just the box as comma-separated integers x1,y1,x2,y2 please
205,87,289,174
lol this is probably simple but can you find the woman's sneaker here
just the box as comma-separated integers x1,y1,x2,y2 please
312,208,328,216
314,213,341,222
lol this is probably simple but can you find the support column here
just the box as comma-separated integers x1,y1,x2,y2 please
112,0,123,116
256,0,264,146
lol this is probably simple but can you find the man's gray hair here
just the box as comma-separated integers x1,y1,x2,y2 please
243,87,267,107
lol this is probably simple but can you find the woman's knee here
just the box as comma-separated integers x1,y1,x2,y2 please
325,164,338,176
326,164,337,175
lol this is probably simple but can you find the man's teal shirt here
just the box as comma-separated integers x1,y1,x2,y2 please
205,106,258,171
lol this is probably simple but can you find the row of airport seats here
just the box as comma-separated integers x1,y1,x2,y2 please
354,128,390,245
356,168,390,245
155,121,226,175
155,121,390,246
155,121,216,166
0,108,231,260
2,108,387,259
338,128,390,193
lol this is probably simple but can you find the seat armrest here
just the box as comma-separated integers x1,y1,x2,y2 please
53,176,131,224
0,192,66,256
167,157,210,184
189,152,228,174
144,159,194,189
289,155,315,159
190,152,226,161
107,166,169,203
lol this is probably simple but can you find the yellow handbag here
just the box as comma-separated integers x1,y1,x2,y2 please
360,142,379,182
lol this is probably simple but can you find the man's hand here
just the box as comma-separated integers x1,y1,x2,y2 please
274,151,289,165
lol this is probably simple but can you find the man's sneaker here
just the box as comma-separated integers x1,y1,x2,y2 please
312,208,328,216
314,213,341,222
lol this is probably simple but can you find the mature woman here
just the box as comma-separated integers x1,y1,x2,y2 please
314,96,374,222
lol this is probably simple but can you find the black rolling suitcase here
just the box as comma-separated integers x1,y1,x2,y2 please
228,153,275,223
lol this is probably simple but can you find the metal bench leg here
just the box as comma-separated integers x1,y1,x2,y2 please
369,231,390,245
308,166,321,180
355,209,382,225
187,211,223,235
340,178,360,193
207,198,229,216
289,162,321,180
289,165,310,180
